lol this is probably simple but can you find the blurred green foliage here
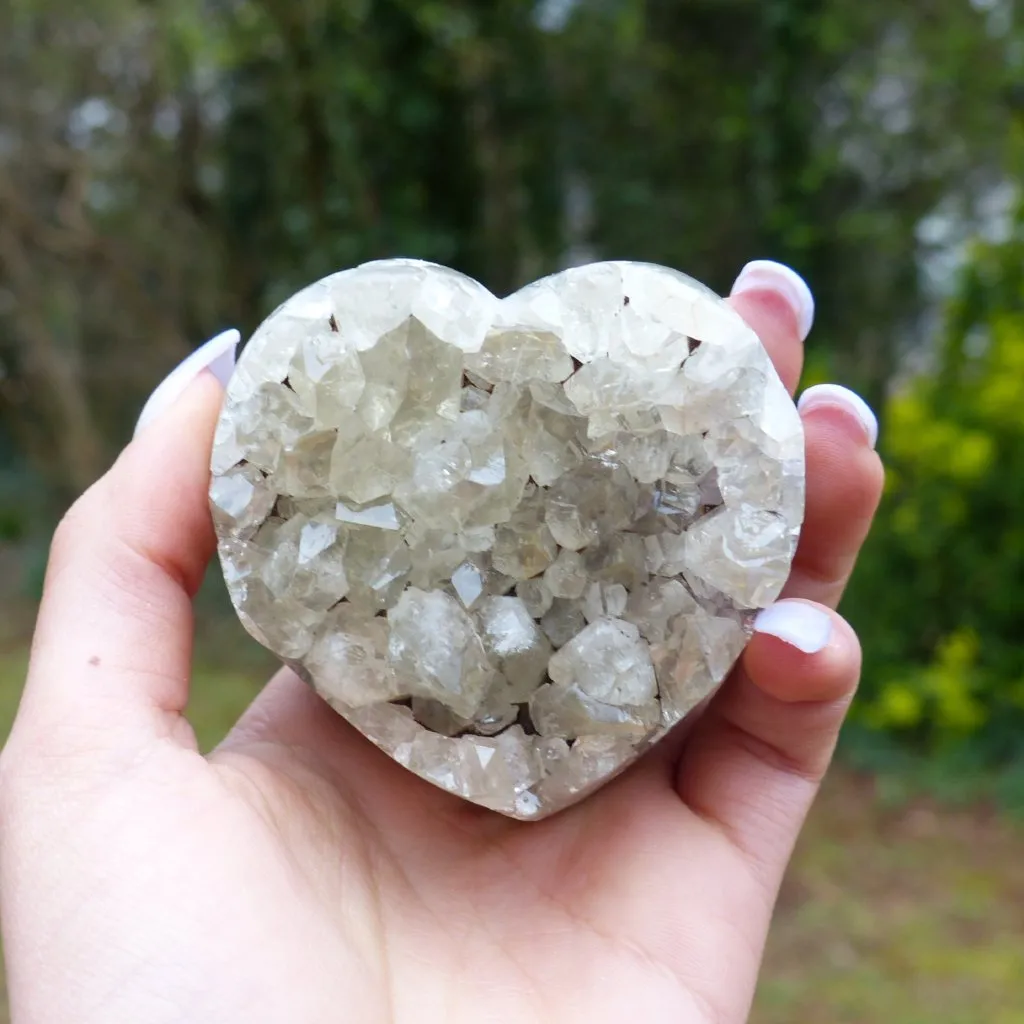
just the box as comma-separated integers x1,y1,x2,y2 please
2,0,1024,783
846,174,1024,783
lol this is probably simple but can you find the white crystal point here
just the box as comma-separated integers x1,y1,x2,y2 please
388,587,494,719
211,259,805,819
548,618,657,705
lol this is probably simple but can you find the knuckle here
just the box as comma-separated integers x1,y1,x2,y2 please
47,478,159,609
49,478,107,572
0,732,39,820
0,739,20,808
0,717,124,812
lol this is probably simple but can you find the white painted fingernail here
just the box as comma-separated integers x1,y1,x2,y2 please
135,329,240,435
797,383,878,449
731,260,815,342
754,601,833,654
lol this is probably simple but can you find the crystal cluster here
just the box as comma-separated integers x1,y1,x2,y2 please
211,259,805,819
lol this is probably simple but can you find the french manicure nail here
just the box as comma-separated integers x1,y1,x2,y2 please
731,260,815,342
754,601,833,655
797,383,878,449
135,329,240,436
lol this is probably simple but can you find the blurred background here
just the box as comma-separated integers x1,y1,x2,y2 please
2,0,1024,1019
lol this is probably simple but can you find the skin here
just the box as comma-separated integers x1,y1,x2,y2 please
0,288,884,1024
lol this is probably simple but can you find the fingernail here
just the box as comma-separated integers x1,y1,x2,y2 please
135,329,240,435
797,383,878,449
731,260,815,342
754,600,833,654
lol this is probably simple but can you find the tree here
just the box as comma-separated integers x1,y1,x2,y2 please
845,180,1024,769
0,0,229,497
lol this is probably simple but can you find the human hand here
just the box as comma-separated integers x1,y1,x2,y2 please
0,261,883,1024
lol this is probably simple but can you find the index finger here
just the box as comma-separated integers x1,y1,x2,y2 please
6,338,234,766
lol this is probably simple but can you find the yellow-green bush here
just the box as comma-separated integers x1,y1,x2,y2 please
844,224,1024,777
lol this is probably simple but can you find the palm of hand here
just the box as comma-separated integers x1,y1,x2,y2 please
109,689,753,1024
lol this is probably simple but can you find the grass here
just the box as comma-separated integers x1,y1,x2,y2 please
755,773,1024,1023
0,639,1023,1022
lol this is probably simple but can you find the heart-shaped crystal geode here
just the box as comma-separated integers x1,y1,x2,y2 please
210,259,805,819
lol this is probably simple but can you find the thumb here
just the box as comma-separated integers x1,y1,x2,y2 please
6,332,236,764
